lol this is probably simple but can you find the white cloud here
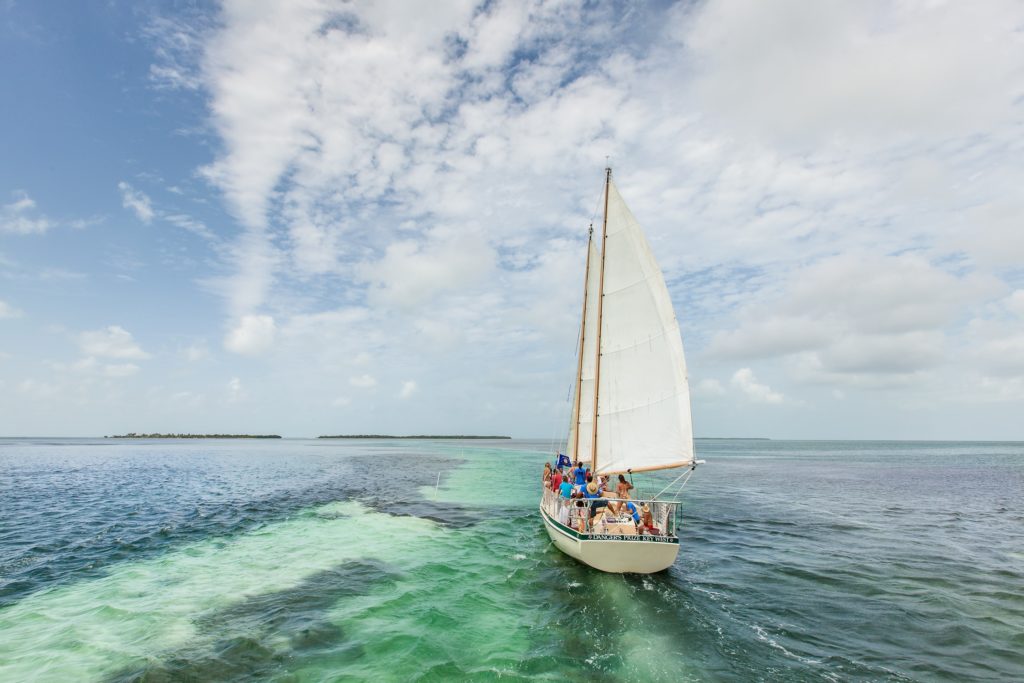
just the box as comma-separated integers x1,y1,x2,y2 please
1007,291,1024,318
685,0,1024,146
966,315,1024,377
49,355,142,381
349,374,377,389
18,378,59,400
357,232,496,309
399,380,417,399
1,191,51,234
144,13,211,91
182,343,209,362
707,253,1003,388
332,396,352,408
164,213,217,241
0,299,23,319
78,326,150,360
224,314,276,355
118,181,155,223
169,390,205,407
818,331,945,375
694,378,725,396
732,368,784,404
103,363,140,378
227,376,245,402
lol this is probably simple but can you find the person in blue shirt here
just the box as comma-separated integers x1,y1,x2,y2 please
573,462,586,487
585,480,608,519
559,478,572,499
623,501,640,525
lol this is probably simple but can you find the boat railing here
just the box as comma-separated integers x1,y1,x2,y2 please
540,487,680,538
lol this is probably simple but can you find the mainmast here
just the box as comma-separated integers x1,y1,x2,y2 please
590,167,612,474
569,225,594,462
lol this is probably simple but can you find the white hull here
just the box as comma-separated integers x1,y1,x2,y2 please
539,504,680,574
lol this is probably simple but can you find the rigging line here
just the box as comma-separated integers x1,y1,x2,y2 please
671,469,697,499
547,369,575,459
653,467,695,501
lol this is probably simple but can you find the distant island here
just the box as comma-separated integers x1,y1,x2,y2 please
106,433,282,439
318,434,511,439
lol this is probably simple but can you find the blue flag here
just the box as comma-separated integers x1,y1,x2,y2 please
556,453,572,470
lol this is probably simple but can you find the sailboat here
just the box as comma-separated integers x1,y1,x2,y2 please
539,168,703,574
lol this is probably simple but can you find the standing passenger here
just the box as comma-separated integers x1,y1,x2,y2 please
551,467,563,492
573,461,586,487
615,474,633,499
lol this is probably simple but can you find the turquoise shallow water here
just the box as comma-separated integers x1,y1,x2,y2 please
1,438,1022,681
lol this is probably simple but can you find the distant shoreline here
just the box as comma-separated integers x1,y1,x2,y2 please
106,433,282,439
317,434,512,440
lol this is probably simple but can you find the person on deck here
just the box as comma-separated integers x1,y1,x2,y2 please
573,461,586,488
615,474,633,499
542,462,551,485
551,467,563,492
585,480,608,518
559,477,573,500
637,504,657,535
574,500,588,533
557,498,571,525
607,474,632,515
623,500,640,525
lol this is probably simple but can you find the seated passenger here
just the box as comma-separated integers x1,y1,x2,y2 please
623,500,640,525
637,504,658,535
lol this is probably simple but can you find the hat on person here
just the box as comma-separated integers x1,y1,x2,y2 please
586,481,599,495
641,504,650,513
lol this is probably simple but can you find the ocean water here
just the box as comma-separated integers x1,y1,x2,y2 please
0,438,1021,682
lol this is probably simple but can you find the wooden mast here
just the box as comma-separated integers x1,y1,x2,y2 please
590,167,611,475
569,225,594,462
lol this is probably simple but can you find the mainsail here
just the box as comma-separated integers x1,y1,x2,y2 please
569,175,695,474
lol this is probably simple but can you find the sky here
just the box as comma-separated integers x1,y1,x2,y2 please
1,0,1023,440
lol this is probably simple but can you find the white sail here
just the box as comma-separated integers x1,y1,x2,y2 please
593,180,694,474
567,239,601,465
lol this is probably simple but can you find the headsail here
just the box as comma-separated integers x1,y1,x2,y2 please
593,179,694,474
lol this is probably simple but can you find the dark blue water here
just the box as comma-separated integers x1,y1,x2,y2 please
1,438,1021,681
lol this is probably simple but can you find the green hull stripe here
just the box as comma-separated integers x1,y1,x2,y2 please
539,505,679,546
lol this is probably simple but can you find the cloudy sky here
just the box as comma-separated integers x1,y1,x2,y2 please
2,0,1022,439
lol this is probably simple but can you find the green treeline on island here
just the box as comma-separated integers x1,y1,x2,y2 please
318,434,511,439
106,433,282,439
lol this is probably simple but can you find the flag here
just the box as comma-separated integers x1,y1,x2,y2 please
556,453,572,470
